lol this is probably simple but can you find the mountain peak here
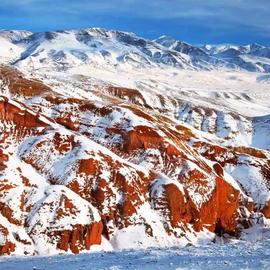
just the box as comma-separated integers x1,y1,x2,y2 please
154,35,177,47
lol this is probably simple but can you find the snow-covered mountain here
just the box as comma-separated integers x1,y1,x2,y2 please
0,28,270,72
0,28,193,70
0,28,270,256
156,36,270,72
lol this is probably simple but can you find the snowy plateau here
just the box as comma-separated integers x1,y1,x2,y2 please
0,28,270,269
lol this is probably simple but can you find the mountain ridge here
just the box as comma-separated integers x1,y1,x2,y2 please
1,28,270,72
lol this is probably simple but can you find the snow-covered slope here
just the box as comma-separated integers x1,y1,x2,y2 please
0,27,270,256
2,238,270,270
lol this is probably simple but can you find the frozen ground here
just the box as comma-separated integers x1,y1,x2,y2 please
1,238,270,270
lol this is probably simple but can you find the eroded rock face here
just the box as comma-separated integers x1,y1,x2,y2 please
262,201,270,218
197,177,240,234
150,175,243,237
151,179,198,232
0,96,48,132
56,222,103,254
0,65,51,97
0,149,8,171
0,225,16,255
0,66,269,255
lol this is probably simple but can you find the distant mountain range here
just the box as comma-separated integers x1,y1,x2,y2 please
1,28,270,72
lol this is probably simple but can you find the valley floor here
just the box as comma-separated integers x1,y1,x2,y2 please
1,238,270,270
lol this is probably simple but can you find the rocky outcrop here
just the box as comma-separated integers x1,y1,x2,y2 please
0,225,16,255
151,175,243,237
0,65,51,97
262,200,270,218
56,222,103,254
197,177,241,235
0,97,48,129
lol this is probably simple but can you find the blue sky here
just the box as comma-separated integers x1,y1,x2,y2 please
0,0,270,45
